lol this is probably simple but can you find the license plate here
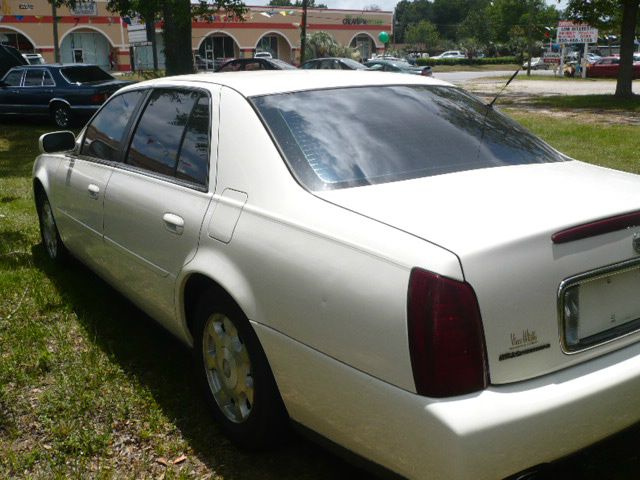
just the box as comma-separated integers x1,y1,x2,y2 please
560,260,640,352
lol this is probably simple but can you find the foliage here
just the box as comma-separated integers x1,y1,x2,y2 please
405,20,439,50
417,56,518,66
268,0,328,8
303,31,358,61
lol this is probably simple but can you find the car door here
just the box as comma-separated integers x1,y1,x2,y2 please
0,68,24,114
52,89,146,268
101,87,216,329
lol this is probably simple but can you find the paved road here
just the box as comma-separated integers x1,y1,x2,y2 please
433,69,555,84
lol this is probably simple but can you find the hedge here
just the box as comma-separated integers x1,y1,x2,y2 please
416,56,519,66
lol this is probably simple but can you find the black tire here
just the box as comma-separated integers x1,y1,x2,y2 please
36,192,67,263
194,290,288,450
51,103,72,129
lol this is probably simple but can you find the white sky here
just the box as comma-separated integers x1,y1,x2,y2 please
253,0,567,15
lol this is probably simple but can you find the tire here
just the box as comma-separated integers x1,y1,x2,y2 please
37,192,67,263
51,104,72,129
194,291,288,450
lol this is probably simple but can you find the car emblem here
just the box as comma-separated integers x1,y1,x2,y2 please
633,233,640,254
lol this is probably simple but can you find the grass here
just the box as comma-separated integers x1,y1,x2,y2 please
2,107,640,478
524,94,640,112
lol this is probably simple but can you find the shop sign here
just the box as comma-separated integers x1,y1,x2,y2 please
342,15,384,26
557,21,598,44
71,0,97,16
18,3,34,9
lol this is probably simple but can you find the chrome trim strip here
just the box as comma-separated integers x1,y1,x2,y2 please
557,257,640,354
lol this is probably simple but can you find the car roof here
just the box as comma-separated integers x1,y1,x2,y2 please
123,70,451,97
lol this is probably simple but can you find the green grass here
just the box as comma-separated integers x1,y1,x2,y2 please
525,94,640,112
2,110,640,478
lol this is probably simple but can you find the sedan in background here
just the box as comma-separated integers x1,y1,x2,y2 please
33,70,640,479
301,57,367,70
0,64,131,127
586,56,640,78
432,50,466,59
216,57,295,72
365,58,432,76
522,57,549,70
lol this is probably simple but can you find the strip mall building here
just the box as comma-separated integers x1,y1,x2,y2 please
0,0,393,70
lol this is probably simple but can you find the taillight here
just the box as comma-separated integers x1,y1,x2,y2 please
90,93,107,104
407,268,488,397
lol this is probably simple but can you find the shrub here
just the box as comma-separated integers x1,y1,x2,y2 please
416,56,518,66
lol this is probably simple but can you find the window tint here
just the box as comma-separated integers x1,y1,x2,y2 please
61,66,113,83
24,69,45,86
43,71,54,86
127,89,210,185
3,69,23,86
82,90,145,162
253,85,566,191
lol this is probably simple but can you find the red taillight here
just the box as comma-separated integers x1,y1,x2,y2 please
90,93,107,104
552,210,640,244
407,268,488,397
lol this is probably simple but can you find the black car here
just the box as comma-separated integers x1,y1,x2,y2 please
0,64,132,128
300,57,368,70
365,59,432,77
216,58,296,72
0,44,27,78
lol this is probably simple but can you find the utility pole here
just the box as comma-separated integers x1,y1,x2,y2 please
300,0,308,64
526,0,533,77
51,1,61,63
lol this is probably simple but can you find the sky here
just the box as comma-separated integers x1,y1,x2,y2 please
254,0,567,14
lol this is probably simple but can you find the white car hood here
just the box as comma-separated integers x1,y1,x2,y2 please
316,160,640,260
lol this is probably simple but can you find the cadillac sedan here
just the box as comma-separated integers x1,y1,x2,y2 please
33,71,640,480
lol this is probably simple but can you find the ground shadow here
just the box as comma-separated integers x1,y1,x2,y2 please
32,245,372,480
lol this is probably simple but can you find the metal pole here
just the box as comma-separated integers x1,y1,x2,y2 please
300,0,308,64
51,1,60,63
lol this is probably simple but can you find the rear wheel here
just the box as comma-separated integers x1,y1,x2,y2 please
194,291,288,449
51,104,72,129
37,193,67,262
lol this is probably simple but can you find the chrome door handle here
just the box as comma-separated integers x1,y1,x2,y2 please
162,213,184,234
88,183,100,199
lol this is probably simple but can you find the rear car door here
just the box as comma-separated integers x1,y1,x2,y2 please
52,89,146,267
101,86,216,329
22,68,55,114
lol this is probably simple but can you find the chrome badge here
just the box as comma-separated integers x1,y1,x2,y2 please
634,233,640,254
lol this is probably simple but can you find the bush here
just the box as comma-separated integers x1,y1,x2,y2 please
416,56,518,66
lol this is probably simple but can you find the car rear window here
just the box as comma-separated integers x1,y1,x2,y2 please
252,85,566,191
61,66,114,83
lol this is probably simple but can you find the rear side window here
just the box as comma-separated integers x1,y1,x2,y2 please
24,69,45,86
82,90,145,162
61,66,113,83
252,85,566,191
126,89,211,187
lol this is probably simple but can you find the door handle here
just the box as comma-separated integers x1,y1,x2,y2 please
88,183,100,199
162,213,184,235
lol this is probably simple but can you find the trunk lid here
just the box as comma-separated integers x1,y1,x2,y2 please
317,161,640,384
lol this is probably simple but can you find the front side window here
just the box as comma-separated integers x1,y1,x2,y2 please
126,89,211,187
3,69,23,86
253,85,566,191
82,90,145,162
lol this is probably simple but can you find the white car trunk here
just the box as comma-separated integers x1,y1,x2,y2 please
318,160,640,384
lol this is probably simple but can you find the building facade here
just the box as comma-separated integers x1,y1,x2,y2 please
0,0,393,71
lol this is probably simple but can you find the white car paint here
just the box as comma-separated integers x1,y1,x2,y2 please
32,70,640,479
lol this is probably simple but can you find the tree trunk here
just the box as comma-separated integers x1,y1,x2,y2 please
615,0,639,98
163,0,194,75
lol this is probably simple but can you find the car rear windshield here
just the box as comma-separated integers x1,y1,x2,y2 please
61,66,114,83
252,85,566,190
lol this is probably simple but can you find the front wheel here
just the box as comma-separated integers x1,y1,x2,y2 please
51,104,72,129
194,292,288,449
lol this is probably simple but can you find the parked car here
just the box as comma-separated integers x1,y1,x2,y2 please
254,51,272,59
194,54,215,71
34,70,640,480
22,53,45,65
0,64,131,127
586,56,640,78
216,57,296,72
0,44,27,78
300,57,367,70
365,58,432,76
432,50,466,59
522,57,549,70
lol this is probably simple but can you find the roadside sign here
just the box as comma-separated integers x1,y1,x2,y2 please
543,52,560,64
557,21,598,44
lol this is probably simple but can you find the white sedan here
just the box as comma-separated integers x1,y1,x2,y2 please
33,71,640,480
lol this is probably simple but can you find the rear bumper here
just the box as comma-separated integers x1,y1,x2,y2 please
255,323,640,480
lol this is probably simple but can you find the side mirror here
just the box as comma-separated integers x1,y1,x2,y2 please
39,131,76,154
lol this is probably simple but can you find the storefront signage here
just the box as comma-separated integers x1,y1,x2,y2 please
18,3,34,9
557,21,598,44
71,1,97,16
342,15,384,26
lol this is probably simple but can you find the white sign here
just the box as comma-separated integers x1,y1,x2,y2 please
71,1,97,16
543,52,560,64
557,21,598,44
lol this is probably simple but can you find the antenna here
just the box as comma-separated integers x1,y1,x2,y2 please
488,68,520,108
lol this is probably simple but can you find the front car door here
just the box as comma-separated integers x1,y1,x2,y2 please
101,86,217,331
0,68,25,114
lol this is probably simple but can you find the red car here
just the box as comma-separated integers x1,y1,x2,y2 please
587,56,640,78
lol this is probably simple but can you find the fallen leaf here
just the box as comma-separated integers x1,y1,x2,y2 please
173,454,187,464
156,457,168,467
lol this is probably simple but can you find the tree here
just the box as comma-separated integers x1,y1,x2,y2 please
304,31,357,61
405,20,439,51
53,0,247,75
565,0,639,98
